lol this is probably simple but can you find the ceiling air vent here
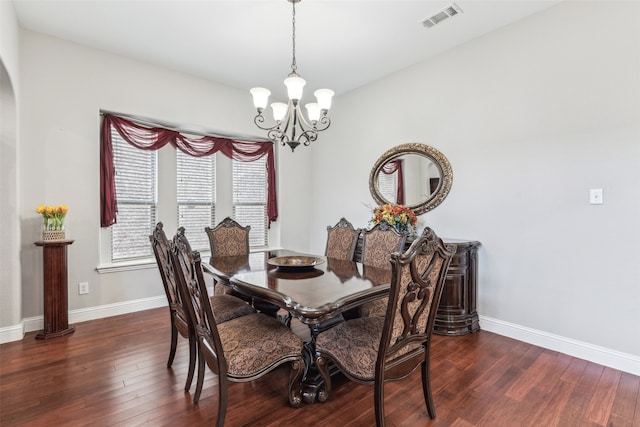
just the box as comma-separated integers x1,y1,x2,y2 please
421,3,463,29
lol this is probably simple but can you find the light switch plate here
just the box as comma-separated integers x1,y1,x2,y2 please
589,188,603,205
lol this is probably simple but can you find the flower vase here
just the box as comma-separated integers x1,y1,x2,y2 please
395,224,408,235
42,220,66,242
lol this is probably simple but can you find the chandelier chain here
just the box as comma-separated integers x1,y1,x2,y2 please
250,0,333,152
291,0,297,73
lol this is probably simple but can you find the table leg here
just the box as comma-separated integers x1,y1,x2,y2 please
301,324,323,403
300,315,345,403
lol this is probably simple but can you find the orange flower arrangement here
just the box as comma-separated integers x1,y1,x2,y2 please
370,204,417,234
36,204,68,230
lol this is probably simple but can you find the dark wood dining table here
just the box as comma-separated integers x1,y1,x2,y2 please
204,249,391,402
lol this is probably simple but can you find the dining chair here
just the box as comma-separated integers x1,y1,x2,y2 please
172,227,256,321
315,227,456,426
149,222,197,391
205,217,251,296
358,221,407,317
360,221,407,268
169,231,305,425
207,217,282,318
325,217,360,261
150,224,256,391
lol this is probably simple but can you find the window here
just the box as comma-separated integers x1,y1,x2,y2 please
177,151,215,250
378,171,398,205
111,128,157,261
105,117,271,265
233,156,268,248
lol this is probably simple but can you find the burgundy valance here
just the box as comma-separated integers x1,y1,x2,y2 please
100,113,277,228
381,160,404,205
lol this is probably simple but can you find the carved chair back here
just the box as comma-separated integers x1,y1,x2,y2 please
170,227,227,402
379,228,455,376
325,217,360,261
206,217,252,296
149,222,190,336
150,222,196,391
171,228,227,378
150,222,176,303
205,217,251,257
360,221,407,269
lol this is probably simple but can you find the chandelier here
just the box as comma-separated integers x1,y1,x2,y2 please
250,0,334,152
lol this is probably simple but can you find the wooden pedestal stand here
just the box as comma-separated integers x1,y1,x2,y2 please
34,240,75,339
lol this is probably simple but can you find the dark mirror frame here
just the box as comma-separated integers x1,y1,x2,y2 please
369,143,453,215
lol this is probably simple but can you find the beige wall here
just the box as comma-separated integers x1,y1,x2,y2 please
309,1,640,360
16,30,313,320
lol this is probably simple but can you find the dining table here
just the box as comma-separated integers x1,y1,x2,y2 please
204,249,392,403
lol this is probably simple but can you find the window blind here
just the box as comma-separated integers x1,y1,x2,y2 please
111,128,157,261
233,157,268,248
378,172,398,205
177,150,215,250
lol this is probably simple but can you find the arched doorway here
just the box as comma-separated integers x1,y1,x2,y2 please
1,59,22,341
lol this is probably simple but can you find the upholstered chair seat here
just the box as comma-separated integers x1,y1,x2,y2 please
357,298,388,318
216,313,304,378
316,316,385,380
211,294,256,324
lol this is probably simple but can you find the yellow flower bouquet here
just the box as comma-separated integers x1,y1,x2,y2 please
370,204,417,235
36,205,69,240
36,204,68,233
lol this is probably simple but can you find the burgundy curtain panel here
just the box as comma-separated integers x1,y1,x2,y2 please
382,160,404,205
100,114,277,228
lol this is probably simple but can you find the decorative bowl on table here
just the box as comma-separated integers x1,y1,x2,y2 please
267,255,325,271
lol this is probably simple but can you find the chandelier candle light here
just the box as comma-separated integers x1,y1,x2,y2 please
250,0,334,152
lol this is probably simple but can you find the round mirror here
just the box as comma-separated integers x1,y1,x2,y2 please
369,143,452,215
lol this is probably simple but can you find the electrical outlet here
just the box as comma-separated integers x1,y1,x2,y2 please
79,282,89,295
589,188,603,205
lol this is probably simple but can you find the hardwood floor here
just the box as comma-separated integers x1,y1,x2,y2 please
1,307,638,426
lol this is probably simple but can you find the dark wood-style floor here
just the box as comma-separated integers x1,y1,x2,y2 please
1,307,638,427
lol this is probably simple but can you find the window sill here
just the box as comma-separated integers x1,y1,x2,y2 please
96,247,281,274
96,258,157,274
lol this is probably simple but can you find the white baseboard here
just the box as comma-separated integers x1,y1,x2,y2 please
0,323,25,344
0,296,167,343
66,295,167,325
479,315,640,376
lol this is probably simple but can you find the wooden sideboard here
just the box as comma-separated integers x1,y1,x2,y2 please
34,240,75,339
353,234,480,336
434,239,480,336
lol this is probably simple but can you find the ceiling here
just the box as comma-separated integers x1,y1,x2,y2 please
12,0,562,102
